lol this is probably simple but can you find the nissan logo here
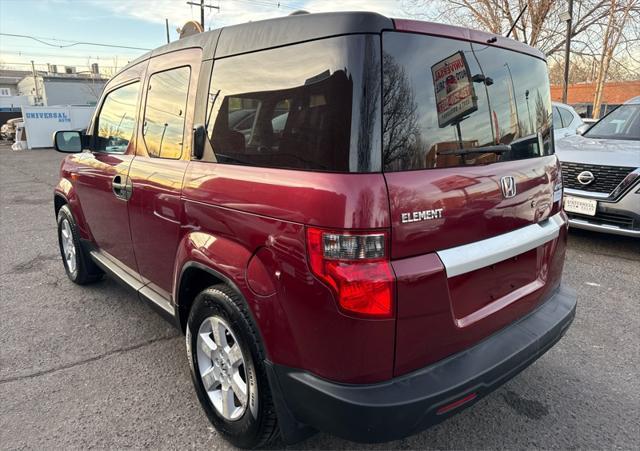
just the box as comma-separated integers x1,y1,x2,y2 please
577,171,595,185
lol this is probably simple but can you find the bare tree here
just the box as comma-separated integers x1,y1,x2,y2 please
548,53,638,84
382,53,420,168
404,1,613,56
591,0,638,117
404,0,640,115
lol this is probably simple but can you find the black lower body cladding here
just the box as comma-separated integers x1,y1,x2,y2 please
267,284,576,444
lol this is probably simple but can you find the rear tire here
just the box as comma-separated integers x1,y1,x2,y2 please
56,204,102,285
186,284,279,449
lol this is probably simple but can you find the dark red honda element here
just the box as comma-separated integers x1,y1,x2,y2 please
53,12,576,448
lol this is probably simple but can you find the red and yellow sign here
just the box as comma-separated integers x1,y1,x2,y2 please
431,51,477,127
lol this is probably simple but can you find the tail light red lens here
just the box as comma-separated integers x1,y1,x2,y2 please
306,227,395,318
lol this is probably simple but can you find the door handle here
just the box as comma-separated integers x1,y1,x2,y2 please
112,175,133,200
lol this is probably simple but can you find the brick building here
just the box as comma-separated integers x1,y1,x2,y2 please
550,80,640,118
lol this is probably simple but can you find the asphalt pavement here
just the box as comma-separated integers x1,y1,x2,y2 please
1,142,638,449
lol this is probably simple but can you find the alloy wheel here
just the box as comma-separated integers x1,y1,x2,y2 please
60,219,76,273
196,315,250,421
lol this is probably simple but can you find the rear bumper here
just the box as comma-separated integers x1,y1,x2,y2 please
267,284,576,444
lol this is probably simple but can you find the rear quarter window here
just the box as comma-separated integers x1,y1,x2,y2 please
382,32,553,171
558,107,575,128
204,35,382,172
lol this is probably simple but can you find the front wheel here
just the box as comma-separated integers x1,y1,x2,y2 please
186,285,279,448
57,204,102,284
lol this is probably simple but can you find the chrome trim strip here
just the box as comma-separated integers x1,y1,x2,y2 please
90,250,176,316
90,250,145,291
436,213,566,278
568,218,640,237
139,285,175,316
564,187,610,200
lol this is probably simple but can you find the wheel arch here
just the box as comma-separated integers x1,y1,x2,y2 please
54,192,68,216
175,262,269,357
54,178,92,241
176,261,228,333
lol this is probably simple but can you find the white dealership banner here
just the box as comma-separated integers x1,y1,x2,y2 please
431,51,478,128
21,105,95,148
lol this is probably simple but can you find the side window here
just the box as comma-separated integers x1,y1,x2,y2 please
204,35,382,172
208,54,350,171
558,107,574,128
143,66,190,159
552,107,563,129
95,82,140,153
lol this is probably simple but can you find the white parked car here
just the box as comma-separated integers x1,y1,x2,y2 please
553,102,584,141
555,96,640,237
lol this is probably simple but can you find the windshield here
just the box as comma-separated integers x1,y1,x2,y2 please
585,104,640,141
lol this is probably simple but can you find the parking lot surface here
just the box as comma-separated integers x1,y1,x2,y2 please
1,143,638,449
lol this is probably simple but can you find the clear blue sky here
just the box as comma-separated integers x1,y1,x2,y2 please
0,0,412,75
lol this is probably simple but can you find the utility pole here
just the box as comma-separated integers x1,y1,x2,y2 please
186,0,219,29
31,60,40,105
561,0,574,104
165,18,170,43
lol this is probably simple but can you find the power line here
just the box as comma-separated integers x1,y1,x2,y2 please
186,1,220,28
0,33,150,51
232,0,303,11
0,50,128,61
0,42,140,55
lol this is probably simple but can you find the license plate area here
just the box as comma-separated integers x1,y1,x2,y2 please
448,249,539,325
564,195,597,216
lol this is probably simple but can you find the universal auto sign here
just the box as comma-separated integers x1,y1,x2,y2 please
431,51,477,128
21,105,94,148
24,111,71,123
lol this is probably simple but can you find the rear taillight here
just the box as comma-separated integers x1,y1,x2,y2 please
306,227,395,318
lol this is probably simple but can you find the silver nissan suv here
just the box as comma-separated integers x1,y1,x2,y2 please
556,96,640,237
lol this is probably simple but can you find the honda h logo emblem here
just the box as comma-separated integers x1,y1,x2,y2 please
500,176,517,198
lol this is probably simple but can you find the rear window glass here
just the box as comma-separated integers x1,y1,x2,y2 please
204,35,382,172
382,32,553,171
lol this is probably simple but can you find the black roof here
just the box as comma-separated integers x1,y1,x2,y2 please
126,12,392,67
214,11,392,58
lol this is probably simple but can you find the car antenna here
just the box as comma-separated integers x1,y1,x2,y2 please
506,4,528,38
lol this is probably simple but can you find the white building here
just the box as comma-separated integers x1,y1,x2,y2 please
0,70,32,110
17,72,108,106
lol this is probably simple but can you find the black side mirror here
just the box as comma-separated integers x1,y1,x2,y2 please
54,130,82,153
193,124,206,160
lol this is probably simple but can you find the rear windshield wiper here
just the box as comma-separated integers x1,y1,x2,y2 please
437,144,511,156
